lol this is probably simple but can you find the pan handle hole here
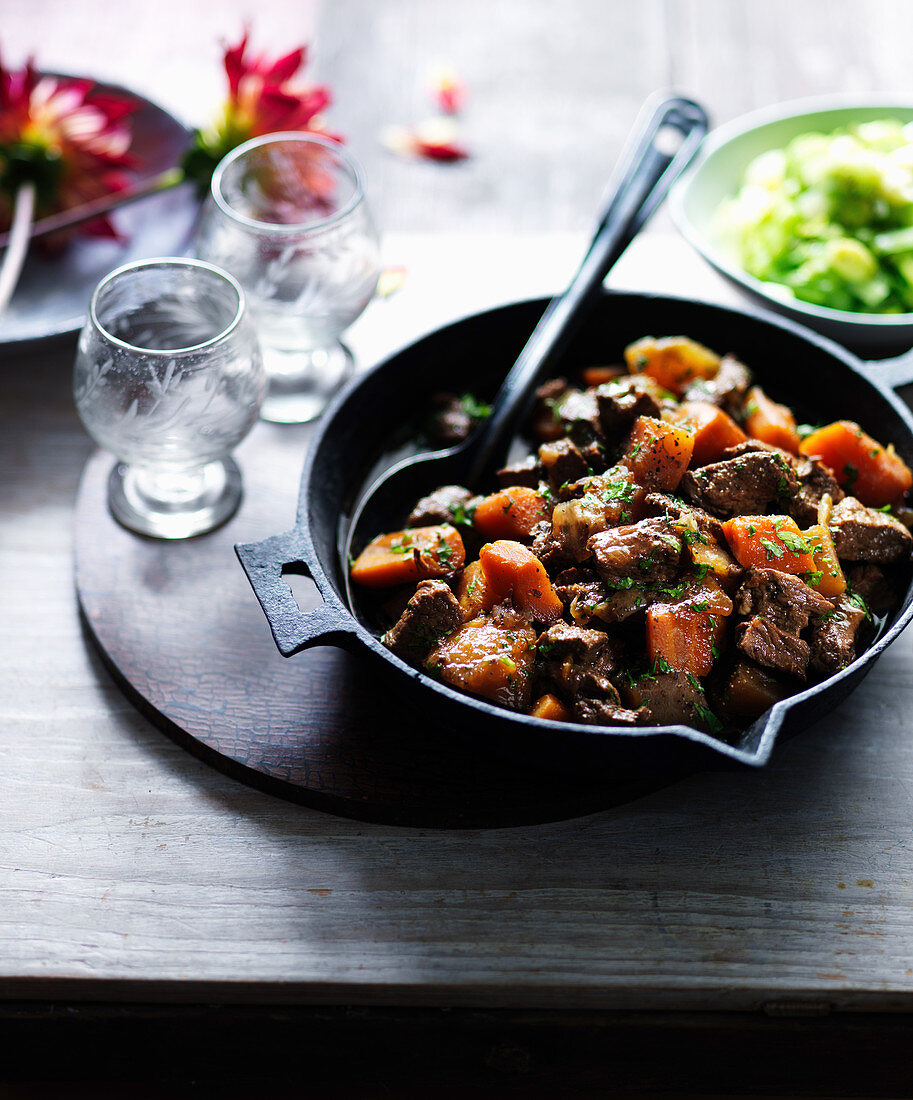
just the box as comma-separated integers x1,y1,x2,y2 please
281,563,322,611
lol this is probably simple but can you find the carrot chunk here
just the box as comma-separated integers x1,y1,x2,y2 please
530,693,572,722
426,609,537,710
622,416,694,491
744,386,800,454
802,523,847,597
645,605,716,678
624,335,720,395
473,486,550,540
457,559,494,618
479,540,564,622
721,515,817,574
677,401,747,466
581,365,625,388
799,420,913,507
350,524,465,588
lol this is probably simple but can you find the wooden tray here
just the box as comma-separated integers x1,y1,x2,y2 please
74,422,677,827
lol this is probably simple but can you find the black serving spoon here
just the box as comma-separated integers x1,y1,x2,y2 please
343,94,708,610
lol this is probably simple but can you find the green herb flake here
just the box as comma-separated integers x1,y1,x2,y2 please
694,703,724,734
436,534,453,566
459,392,492,420
843,462,859,488
778,530,812,555
760,537,785,560
848,592,872,621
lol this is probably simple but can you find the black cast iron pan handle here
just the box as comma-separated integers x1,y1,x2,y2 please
237,93,709,657
236,528,358,656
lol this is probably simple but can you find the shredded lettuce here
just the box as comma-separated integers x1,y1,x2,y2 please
715,119,913,314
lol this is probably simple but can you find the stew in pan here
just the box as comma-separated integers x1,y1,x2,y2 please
350,336,913,737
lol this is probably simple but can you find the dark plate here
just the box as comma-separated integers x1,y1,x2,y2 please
0,74,197,348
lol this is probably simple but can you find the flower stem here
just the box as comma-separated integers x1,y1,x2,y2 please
0,167,187,250
0,181,36,319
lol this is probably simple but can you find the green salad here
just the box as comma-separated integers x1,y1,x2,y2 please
716,118,913,314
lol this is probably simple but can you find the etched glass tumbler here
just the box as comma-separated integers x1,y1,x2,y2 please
194,132,380,423
74,258,265,539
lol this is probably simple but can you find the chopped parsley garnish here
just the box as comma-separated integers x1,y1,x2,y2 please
875,503,893,513
778,530,812,555
843,462,859,488
449,501,476,527
694,703,724,734
802,570,824,587
760,538,785,559
436,534,453,565
847,592,872,620
390,534,415,554
693,563,710,581
460,393,492,420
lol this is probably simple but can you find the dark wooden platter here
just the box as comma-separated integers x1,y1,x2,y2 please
74,421,680,827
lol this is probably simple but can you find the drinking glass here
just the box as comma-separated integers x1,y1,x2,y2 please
194,132,381,423
74,257,265,539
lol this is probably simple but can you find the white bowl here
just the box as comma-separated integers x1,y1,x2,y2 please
669,95,913,355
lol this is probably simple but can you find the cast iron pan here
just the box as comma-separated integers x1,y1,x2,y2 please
237,290,913,775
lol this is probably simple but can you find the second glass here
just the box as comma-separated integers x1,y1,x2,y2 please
194,132,381,423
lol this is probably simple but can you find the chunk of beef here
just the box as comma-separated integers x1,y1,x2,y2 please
829,496,913,563
589,584,652,624
530,518,575,572
735,618,810,680
789,456,845,527
682,353,751,416
588,517,682,586
554,389,606,456
808,594,868,676
595,377,662,436
720,439,793,462
527,378,569,443
734,568,833,634
425,393,473,446
679,450,799,516
845,563,895,615
538,438,589,491
536,620,618,686
534,621,646,725
384,580,463,661
496,455,542,489
643,491,726,544
408,484,475,527
573,678,649,726
552,566,606,611
719,440,845,526
622,670,719,732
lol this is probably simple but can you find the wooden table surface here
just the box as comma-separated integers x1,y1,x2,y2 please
6,0,913,1093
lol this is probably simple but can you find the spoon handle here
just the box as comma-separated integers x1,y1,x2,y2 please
466,95,708,485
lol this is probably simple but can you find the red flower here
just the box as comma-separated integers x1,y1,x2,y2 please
429,66,465,115
183,29,338,194
0,52,136,240
380,118,469,163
